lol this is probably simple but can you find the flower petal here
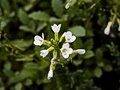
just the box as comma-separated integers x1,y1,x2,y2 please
67,48,73,54
66,31,72,37
58,24,61,30
104,27,110,35
62,52,69,59
40,50,49,58
70,36,76,42
34,35,42,41
34,40,41,46
62,43,70,48
51,24,61,33
76,49,85,54
47,69,53,79
60,43,73,58
34,35,44,46
64,31,76,43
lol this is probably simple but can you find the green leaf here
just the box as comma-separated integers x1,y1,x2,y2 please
84,50,94,59
69,26,86,37
49,17,61,22
14,83,22,90
98,15,106,26
3,69,14,78
36,78,49,85
38,61,49,70
103,65,112,72
18,9,30,25
73,60,82,66
73,38,83,49
84,0,92,3
24,61,49,71
1,20,8,30
0,87,5,90
29,11,50,21
24,79,33,86
0,48,8,60
24,4,33,11
11,39,32,51
86,27,94,37
8,75,23,85
0,0,10,14
16,54,34,61
4,62,11,70
84,39,93,50
8,69,35,85
95,48,103,61
20,69,37,78
24,62,40,70
36,22,47,33
94,68,102,78
51,0,64,17
19,25,35,33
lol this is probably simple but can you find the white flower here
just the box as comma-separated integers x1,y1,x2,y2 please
34,33,44,46
64,31,76,43
104,27,110,35
47,69,53,79
104,21,112,35
40,50,49,58
76,49,85,54
51,24,61,33
60,43,73,58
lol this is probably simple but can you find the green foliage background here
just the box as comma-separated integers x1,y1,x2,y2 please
0,0,120,90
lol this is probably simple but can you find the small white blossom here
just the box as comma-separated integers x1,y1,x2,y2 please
76,49,85,54
60,43,73,58
104,27,110,35
51,24,61,33
64,31,76,43
104,21,112,35
40,50,49,58
34,33,44,46
47,69,53,79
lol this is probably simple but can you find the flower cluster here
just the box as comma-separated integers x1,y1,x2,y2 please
34,24,85,79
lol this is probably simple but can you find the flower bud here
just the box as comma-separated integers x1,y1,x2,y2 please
104,21,112,35
47,69,53,79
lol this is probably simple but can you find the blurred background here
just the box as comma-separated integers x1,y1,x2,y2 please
0,0,120,90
